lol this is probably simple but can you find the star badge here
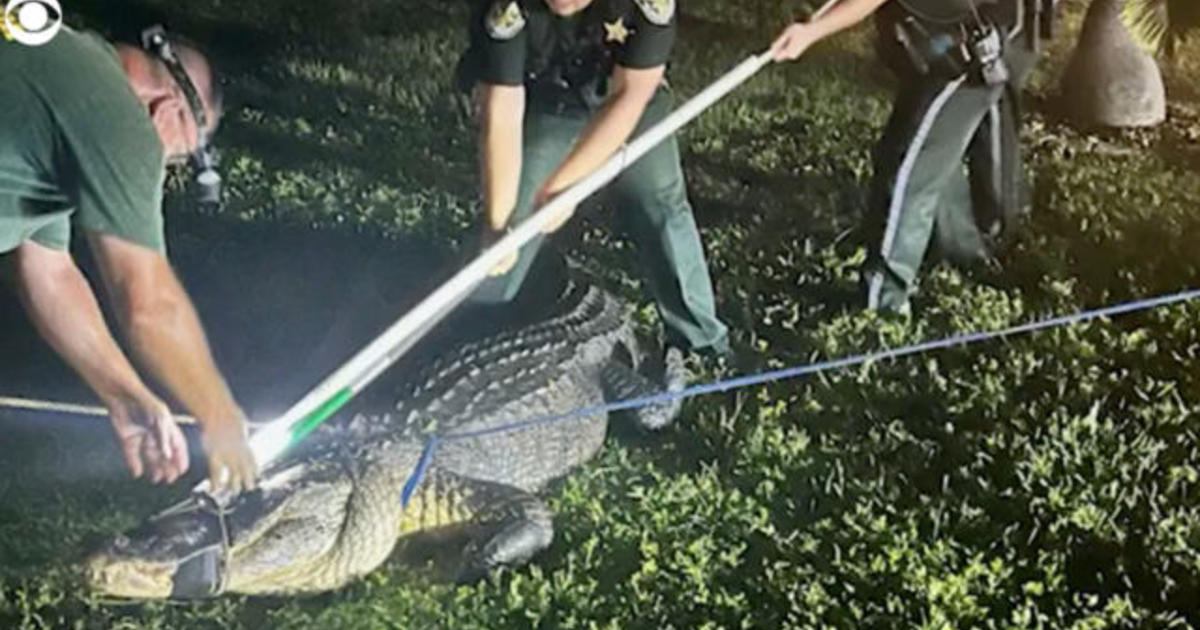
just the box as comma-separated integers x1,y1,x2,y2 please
604,18,629,44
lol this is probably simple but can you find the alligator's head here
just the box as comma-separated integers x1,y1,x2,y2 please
85,457,361,598
85,438,420,599
85,500,231,599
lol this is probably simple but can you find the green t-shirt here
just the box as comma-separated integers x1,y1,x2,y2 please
0,27,165,254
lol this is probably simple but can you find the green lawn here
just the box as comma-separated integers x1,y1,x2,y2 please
2,0,1200,627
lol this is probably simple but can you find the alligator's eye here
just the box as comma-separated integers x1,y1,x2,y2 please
4,0,62,45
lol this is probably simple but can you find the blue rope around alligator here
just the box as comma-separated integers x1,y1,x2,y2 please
400,288,1200,507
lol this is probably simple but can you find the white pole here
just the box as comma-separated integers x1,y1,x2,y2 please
241,53,775,470
237,0,843,478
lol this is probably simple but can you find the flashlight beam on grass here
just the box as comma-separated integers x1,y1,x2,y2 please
208,0,843,492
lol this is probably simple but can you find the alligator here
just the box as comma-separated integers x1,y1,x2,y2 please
85,282,681,599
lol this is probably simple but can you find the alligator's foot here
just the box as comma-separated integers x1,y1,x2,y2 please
457,486,553,582
601,358,683,431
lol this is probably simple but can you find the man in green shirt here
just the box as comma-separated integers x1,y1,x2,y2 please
0,27,257,493
458,0,731,388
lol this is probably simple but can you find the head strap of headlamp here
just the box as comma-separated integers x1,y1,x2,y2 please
139,24,222,207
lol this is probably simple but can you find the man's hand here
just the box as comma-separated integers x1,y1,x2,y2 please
88,233,259,494
481,224,519,276
770,22,822,61
106,390,188,484
533,64,661,229
482,186,574,278
534,186,576,234
771,0,893,62
11,241,189,485
199,414,257,494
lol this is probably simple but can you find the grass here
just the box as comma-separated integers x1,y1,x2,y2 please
2,0,1199,627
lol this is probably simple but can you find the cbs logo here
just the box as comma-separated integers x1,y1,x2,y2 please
4,0,62,46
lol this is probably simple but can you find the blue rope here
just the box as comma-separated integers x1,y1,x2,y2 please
398,288,1200,505
400,435,438,508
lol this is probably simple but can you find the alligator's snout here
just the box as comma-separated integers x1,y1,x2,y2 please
85,549,176,599
85,504,225,599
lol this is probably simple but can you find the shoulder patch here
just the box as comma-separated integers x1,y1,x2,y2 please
486,1,526,40
633,0,675,26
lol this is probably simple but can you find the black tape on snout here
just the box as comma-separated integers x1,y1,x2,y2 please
170,544,224,599
153,493,230,599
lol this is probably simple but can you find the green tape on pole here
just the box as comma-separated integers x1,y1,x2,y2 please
289,388,353,446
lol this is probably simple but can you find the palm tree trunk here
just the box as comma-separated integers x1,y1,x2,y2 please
1060,0,1166,127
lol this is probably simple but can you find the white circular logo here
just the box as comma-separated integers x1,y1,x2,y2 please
4,0,62,46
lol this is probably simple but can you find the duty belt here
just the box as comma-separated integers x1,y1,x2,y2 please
526,60,611,115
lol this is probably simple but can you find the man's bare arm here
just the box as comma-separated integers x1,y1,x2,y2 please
771,0,892,61
12,240,187,482
87,232,256,493
539,64,663,200
480,83,526,232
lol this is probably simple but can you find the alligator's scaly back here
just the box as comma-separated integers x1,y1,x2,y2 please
404,284,629,490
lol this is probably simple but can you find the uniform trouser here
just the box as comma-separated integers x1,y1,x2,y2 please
471,87,730,355
864,42,1037,313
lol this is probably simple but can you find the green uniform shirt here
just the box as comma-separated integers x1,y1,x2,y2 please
0,27,165,254
463,0,676,109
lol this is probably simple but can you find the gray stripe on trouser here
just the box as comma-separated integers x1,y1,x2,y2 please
868,76,968,309
989,102,1001,200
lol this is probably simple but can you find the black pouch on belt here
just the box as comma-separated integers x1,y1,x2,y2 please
964,18,1010,85
876,4,971,80
877,0,1014,86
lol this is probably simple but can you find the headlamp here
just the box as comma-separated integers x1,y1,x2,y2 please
139,24,222,209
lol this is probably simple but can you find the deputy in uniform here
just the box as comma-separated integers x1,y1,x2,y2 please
772,0,1048,315
0,27,257,492
458,0,731,372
